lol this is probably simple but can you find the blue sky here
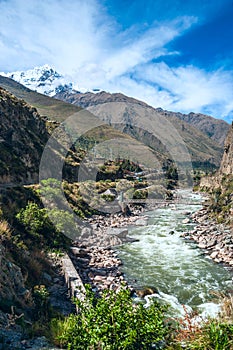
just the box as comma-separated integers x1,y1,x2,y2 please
0,0,232,121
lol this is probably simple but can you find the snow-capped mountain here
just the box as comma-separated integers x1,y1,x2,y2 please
0,64,78,96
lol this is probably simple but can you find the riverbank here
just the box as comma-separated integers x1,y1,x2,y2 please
70,192,233,297
182,205,233,270
70,204,149,294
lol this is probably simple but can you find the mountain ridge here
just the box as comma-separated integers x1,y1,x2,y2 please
0,74,226,172
55,90,229,147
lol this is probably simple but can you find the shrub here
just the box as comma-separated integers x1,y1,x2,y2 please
51,285,169,349
16,202,70,248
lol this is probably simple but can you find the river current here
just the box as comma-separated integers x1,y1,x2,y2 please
117,190,232,317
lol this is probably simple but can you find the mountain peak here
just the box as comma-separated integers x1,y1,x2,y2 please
0,64,74,96
0,64,103,97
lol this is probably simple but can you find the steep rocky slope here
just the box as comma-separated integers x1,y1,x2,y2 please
219,124,233,175
200,123,233,226
55,90,229,146
0,87,49,184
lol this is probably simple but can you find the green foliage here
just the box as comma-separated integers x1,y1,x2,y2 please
133,189,148,200
33,285,50,321
185,321,233,350
51,285,168,349
16,202,52,237
101,194,115,202
208,176,233,225
16,202,70,248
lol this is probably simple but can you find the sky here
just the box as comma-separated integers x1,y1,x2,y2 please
0,0,232,122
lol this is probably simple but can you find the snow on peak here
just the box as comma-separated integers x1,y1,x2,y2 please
0,64,75,96
0,64,103,96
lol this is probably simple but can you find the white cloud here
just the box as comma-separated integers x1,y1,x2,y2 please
0,0,195,74
131,63,233,118
0,0,232,120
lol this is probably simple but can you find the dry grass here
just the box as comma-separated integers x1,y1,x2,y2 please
219,293,233,322
0,220,12,241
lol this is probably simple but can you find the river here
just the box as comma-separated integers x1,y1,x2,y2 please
117,190,232,317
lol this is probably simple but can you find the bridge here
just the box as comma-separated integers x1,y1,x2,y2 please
125,198,203,206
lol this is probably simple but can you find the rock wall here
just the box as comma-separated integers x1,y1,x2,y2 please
200,123,233,190
200,123,233,227
0,244,31,316
220,122,233,175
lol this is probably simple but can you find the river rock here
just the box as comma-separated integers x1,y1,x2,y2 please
134,217,149,226
106,227,128,238
182,218,190,224
206,240,217,249
136,287,159,298
210,251,219,259
198,242,207,249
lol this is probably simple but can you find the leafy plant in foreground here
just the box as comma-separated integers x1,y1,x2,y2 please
51,285,169,349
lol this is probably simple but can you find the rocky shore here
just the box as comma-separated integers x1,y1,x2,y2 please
182,206,233,269
71,196,233,297
69,246,134,294
76,205,148,248
69,205,150,295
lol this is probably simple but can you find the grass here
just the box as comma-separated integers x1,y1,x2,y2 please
0,75,81,121
167,294,233,350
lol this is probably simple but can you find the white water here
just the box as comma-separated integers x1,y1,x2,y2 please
117,190,232,318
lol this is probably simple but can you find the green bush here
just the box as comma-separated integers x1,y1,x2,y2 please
16,202,70,248
51,285,168,349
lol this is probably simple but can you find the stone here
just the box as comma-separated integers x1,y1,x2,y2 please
107,227,128,238
42,272,52,282
90,268,107,276
210,251,219,259
134,217,148,226
198,242,207,249
94,275,105,282
106,276,115,282
206,240,217,248
81,227,93,239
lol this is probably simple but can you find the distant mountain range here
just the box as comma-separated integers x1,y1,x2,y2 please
0,66,229,172
55,90,230,147
54,89,230,170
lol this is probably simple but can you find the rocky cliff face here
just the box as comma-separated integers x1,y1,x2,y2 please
200,123,233,227
0,243,31,316
0,87,49,184
219,123,233,175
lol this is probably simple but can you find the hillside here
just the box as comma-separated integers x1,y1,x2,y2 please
55,90,229,146
219,124,233,175
55,91,225,170
0,75,226,172
0,87,49,184
55,90,224,170
0,75,81,122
